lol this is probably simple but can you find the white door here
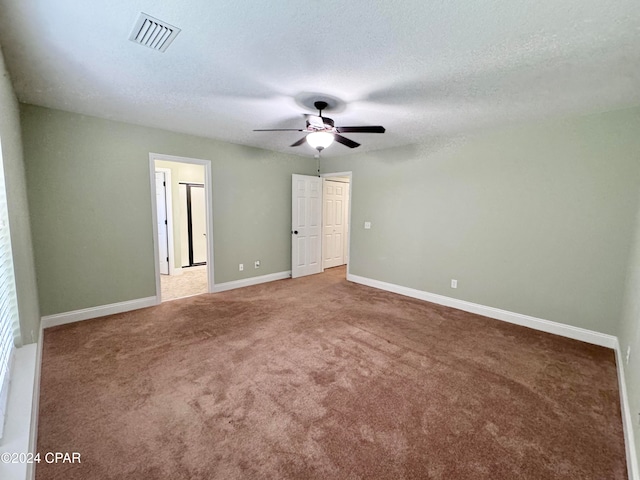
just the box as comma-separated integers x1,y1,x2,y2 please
292,174,322,278
155,171,169,275
322,180,349,269
190,185,207,264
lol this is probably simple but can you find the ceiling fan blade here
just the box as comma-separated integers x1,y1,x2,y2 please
290,136,307,147
253,129,304,132
334,134,360,148
335,126,386,134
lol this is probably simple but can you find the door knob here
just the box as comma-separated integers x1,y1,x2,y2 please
292,230,298,235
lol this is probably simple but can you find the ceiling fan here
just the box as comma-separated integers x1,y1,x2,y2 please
253,101,385,152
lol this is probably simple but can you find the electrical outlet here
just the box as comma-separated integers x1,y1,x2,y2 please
451,279,458,289
364,221,371,229
626,346,631,365
239,263,244,271
255,260,260,269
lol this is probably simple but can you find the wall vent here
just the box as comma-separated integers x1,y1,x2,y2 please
129,13,181,53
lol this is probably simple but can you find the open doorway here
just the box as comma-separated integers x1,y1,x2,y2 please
149,153,213,302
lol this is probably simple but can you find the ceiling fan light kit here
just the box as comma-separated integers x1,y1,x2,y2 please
306,131,334,151
253,100,385,154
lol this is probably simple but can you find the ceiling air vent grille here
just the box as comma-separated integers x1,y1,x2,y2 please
129,13,181,53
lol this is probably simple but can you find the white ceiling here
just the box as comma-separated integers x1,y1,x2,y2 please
0,0,639,157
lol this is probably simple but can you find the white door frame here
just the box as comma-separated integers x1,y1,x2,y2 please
155,167,176,276
149,153,214,303
319,171,352,277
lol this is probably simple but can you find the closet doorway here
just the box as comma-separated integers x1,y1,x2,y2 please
321,176,350,270
179,183,207,267
291,172,351,280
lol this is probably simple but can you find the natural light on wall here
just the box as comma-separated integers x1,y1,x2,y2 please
0,139,21,440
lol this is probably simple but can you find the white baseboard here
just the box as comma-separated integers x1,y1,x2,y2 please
212,271,291,293
25,332,42,480
0,343,38,480
347,274,618,348
41,296,158,329
614,342,639,480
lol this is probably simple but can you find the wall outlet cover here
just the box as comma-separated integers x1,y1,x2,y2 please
364,221,371,229
451,279,458,288
239,264,244,271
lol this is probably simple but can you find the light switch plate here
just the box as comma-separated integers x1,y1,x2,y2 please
364,221,371,229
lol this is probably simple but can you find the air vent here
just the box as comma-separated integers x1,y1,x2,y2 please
129,13,181,53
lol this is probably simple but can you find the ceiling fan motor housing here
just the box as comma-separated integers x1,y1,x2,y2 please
307,116,335,131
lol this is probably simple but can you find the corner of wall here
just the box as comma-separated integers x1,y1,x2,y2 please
617,188,640,476
0,43,41,345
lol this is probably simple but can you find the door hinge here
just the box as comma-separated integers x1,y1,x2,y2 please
166,256,169,262
163,181,166,186
165,219,167,225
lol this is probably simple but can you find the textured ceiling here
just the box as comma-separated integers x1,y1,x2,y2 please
0,0,639,157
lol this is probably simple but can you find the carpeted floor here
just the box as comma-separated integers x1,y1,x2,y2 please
36,266,627,479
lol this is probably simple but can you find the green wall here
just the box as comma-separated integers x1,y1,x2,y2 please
20,105,316,316
619,189,640,463
0,47,39,343
322,108,640,335
15,100,640,337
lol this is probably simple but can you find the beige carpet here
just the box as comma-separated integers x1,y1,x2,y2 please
36,266,626,479
160,265,208,301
